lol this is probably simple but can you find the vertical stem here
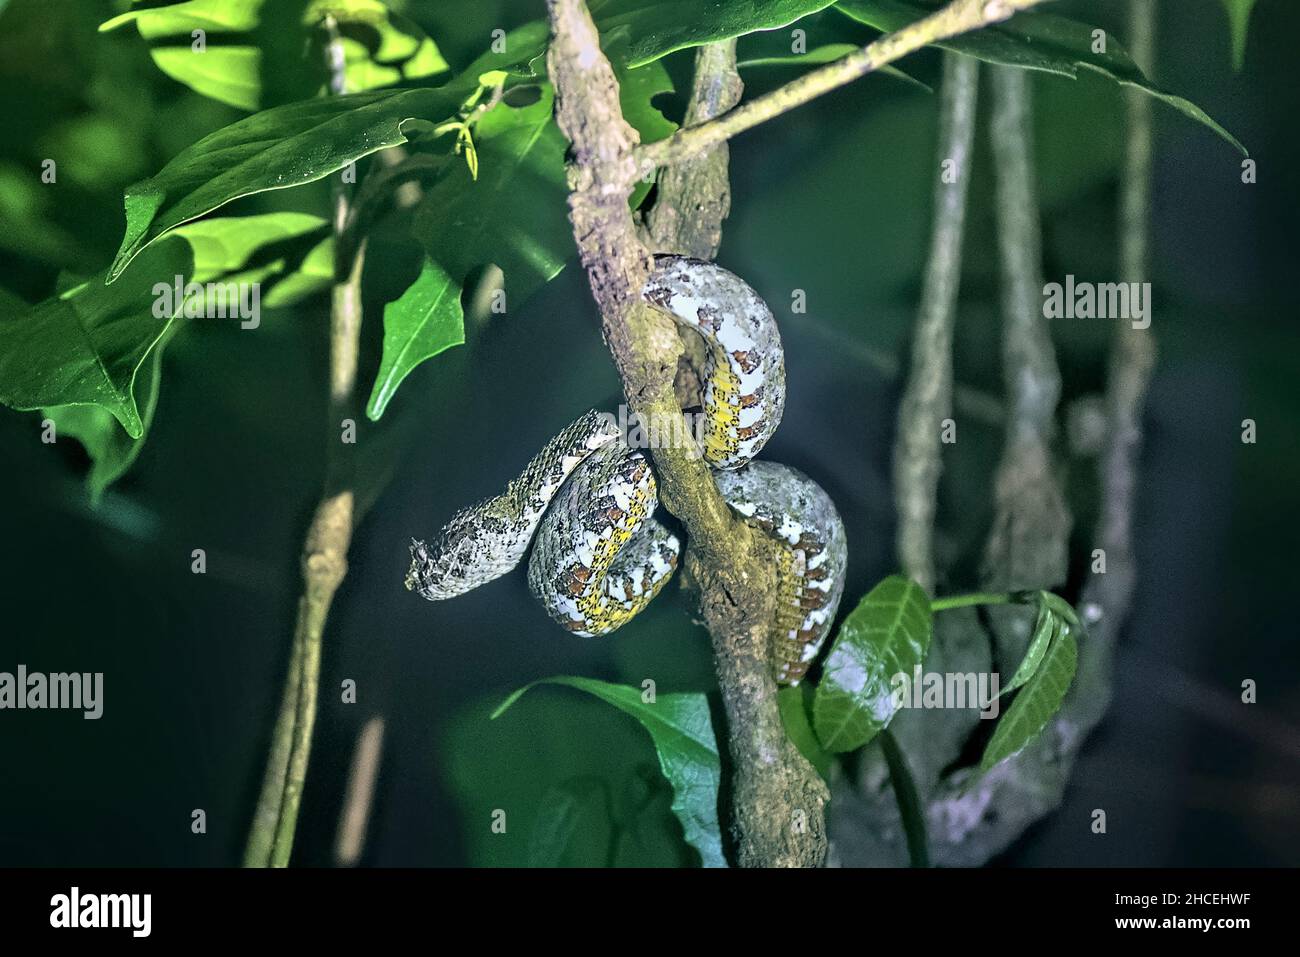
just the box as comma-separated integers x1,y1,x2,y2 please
1080,0,1156,648
980,64,1070,593
894,52,979,594
244,16,363,867
879,729,930,867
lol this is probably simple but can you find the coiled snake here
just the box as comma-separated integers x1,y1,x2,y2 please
406,256,847,685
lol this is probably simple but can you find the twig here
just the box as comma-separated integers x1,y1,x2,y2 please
243,16,363,868
545,0,827,867
893,52,979,595
635,0,1048,173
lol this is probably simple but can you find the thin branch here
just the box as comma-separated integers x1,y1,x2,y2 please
635,0,1048,173
1080,0,1157,640
244,17,363,867
894,52,979,595
545,0,827,867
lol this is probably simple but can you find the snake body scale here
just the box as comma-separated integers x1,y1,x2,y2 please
406,256,847,685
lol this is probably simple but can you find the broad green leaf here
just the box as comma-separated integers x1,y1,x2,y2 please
813,575,932,752
1221,0,1257,71
370,57,674,417
411,85,569,301
443,693,688,867
367,255,465,420
528,778,615,867
494,676,725,868
171,212,328,282
591,0,838,67
617,58,677,147
42,345,165,504
109,86,456,282
463,2,838,77
260,236,335,309
980,628,1078,772
101,0,448,111
778,684,833,780
0,238,193,437
836,0,1247,155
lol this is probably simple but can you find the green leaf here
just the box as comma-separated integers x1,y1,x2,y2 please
980,628,1078,773
109,86,456,282
0,238,194,437
260,236,334,308
101,0,448,111
171,212,328,282
494,676,725,868
413,85,569,297
836,0,1247,155
1221,0,1257,71
1037,589,1081,629
366,255,465,420
591,0,838,67
42,344,165,504
812,575,932,752
1000,600,1057,698
617,58,677,146
527,778,615,867
777,684,833,780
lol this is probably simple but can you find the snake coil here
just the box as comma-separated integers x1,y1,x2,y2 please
406,255,846,685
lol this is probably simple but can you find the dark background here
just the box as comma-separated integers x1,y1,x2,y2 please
0,0,1296,866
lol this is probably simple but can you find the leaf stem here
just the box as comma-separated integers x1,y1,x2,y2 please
879,729,930,868
930,591,1019,612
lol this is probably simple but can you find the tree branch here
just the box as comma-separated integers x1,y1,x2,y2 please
635,0,1049,173
893,51,979,596
980,64,1070,601
546,0,827,867
244,16,362,867
1077,0,1157,722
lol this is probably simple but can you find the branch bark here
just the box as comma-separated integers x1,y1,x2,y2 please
893,51,980,595
545,0,828,867
635,0,1048,172
980,64,1070,602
